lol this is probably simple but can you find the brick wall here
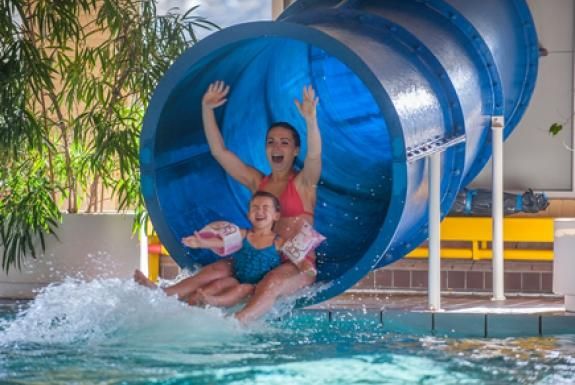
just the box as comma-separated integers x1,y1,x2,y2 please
352,259,554,294
159,256,554,294
159,255,180,280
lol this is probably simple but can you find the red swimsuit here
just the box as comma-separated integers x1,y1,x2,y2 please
257,174,314,218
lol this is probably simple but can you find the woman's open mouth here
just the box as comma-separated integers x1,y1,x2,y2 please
271,155,284,163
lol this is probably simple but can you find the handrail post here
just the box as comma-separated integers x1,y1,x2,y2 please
139,216,149,277
492,116,506,301
428,151,442,310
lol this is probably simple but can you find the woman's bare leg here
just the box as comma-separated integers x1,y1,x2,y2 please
234,263,315,324
199,284,254,308
187,276,239,305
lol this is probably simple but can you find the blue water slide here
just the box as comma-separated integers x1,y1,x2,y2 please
140,0,538,305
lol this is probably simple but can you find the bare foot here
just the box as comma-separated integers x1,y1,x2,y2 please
133,269,157,289
197,289,218,306
234,312,251,326
187,292,201,306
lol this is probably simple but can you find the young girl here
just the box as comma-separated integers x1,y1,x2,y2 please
186,191,284,307
135,191,285,307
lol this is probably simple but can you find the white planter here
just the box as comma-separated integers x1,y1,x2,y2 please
553,218,575,312
0,213,140,299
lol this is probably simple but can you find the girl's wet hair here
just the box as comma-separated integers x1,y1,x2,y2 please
251,191,281,213
267,122,301,147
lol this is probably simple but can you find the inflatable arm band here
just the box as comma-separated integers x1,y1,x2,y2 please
197,221,243,257
281,221,326,264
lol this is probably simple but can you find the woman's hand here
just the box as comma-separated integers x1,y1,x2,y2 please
295,85,319,122
202,81,230,110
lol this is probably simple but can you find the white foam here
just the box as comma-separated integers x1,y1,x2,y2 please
0,277,245,347
205,354,475,385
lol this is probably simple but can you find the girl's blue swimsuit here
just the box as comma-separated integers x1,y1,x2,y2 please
233,237,281,284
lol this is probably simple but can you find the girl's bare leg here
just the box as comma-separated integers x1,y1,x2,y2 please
234,263,315,324
134,259,233,300
199,284,254,308
163,259,233,299
133,269,157,289
187,276,239,305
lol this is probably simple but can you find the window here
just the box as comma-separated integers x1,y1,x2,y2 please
158,0,273,39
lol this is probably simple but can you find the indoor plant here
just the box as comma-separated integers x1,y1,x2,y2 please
0,0,216,272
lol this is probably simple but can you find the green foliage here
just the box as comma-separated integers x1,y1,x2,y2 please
0,156,62,273
549,122,563,136
0,0,217,271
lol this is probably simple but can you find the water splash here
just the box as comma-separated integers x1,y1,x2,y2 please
256,281,332,324
0,278,245,347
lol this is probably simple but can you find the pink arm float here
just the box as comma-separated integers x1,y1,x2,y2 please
197,221,243,257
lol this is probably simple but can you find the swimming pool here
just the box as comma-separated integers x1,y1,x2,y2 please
1,279,574,385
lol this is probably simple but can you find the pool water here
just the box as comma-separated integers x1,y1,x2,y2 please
1,279,574,385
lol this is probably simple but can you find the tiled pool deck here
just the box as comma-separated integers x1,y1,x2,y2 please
2,292,574,338
295,291,575,337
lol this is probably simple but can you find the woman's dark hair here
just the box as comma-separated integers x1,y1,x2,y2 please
267,121,301,147
250,191,281,213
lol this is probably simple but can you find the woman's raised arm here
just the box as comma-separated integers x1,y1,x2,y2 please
202,81,262,192
295,85,322,187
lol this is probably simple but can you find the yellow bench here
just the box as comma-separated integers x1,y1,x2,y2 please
406,217,554,261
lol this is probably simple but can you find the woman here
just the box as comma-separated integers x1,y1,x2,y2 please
135,80,321,323
203,80,322,323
